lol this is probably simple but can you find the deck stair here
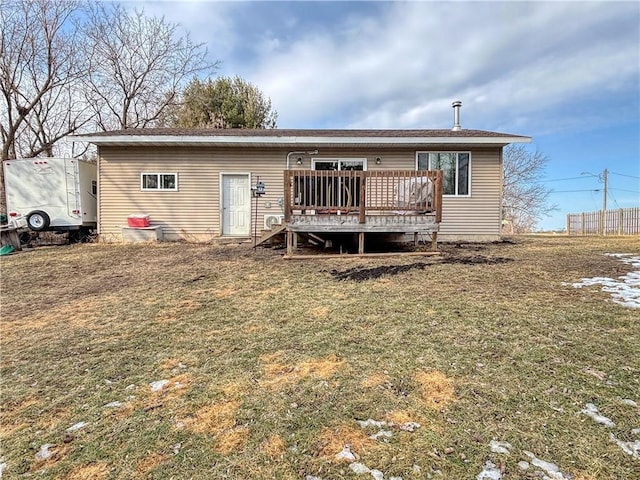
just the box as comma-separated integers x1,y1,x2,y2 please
255,222,286,247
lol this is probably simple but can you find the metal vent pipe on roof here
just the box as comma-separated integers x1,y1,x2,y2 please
451,100,462,131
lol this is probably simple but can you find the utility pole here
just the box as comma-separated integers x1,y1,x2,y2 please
602,168,608,235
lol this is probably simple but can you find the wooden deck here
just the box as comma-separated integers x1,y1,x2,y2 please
283,170,443,254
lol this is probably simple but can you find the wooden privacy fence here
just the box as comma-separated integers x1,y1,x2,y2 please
566,207,640,236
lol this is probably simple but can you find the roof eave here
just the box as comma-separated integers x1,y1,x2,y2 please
71,135,532,147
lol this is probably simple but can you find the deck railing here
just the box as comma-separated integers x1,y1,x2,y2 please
284,170,443,224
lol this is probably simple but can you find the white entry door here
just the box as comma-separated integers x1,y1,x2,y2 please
221,174,250,236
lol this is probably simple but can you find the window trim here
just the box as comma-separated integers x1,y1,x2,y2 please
415,151,471,197
140,172,178,192
311,158,368,171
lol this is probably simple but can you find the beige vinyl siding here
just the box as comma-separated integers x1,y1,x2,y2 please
98,146,289,241
97,145,503,242
437,147,502,240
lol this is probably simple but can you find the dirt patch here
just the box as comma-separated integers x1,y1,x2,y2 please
330,262,428,282
441,255,513,265
413,371,455,409
329,255,513,281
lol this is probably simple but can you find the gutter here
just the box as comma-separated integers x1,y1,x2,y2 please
71,135,532,147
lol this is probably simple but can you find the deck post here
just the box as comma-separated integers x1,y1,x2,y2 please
435,171,443,223
431,232,438,251
358,232,365,254
359,172,366,224
286,231,293,255
283,171,292,222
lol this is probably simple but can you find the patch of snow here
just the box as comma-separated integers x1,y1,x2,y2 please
370,430,393,440
35,444,52,461
632,428,640,436
357,418,421,434
149,379,169,392
523,451,570,480
357,419,387,429
581,403,615,427
476,460,501,480
370,469,384,480
66,421,88,432
172,442,181,455
104,401,123,408
517,461,529,470
489,440,512,454
389,477,403,480
606,253,640,268
349,462,370,474
622,399,638,408
565,254,640,309
412,465,421,473
305,476,323,480
125,384,136,390
0,462,6,478
610,434,640,459
398,422,420,432
335,446,356,462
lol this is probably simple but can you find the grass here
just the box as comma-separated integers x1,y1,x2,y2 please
0,235,639,479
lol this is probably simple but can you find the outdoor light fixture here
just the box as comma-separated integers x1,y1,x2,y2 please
375,157,382,165
296,157,303,165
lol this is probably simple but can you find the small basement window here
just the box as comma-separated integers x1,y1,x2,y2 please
140,173,177,191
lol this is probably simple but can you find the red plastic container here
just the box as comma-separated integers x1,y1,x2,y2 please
127,215,150,228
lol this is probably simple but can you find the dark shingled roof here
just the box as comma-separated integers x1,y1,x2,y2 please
76,128,526,139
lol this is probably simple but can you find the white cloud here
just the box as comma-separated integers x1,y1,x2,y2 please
234,2,639,131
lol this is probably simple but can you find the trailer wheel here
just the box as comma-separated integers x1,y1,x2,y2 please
27,210,50,231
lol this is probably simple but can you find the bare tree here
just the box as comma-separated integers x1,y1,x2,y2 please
0,0,90,213
502,144,556,233
83,3,215,130
0,1,216,216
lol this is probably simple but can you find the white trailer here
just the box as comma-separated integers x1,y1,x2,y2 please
3,158,97,232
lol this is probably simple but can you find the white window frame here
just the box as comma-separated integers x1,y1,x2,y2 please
311,158,368,171
140,172,178,192
415,151,471,197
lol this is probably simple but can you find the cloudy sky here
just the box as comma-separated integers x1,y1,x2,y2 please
124,0,639,230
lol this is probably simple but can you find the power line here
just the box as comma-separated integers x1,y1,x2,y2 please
608,190,621,209
534,176,590,183
609,188,640,194
609,171,640,179
550,189,601,193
